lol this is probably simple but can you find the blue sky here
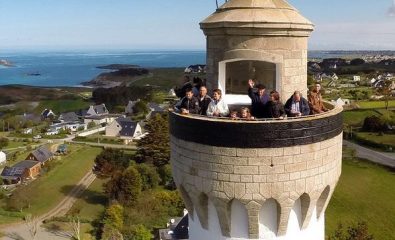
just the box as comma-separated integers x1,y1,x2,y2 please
0,0,394,50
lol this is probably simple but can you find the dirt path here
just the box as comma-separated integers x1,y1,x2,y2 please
0,170,96,240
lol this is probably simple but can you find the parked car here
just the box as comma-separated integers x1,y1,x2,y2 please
33,135,42,139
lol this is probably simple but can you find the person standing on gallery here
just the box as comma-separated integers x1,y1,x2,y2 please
247,79,270,118
207,89,229,117
284,91,310,117
308,83,328,114
198,86,212,115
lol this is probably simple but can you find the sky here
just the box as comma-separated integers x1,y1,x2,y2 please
0,0,394,51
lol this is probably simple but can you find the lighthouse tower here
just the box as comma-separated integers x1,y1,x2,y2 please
170,0,343,239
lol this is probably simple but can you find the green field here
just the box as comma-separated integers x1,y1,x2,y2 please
133,68,188,90
0,145,102,223
68,178,107,221
35,99,92,114
326,148,395,239
342,110,379,126
356,100,395,109
354,132,395,148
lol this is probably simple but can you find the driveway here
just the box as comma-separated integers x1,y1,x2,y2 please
344,140,395,168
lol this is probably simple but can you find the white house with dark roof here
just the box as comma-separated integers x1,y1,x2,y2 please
59,112,80,123
86,104,109,116
147,103,166,119
41,109,56,119
105,117,142,144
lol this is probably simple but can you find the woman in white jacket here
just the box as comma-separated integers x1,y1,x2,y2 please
206,89,230,117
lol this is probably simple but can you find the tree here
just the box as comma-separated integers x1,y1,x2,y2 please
105,166,142,205
94,149,130,178
101,204,124,240
362,116,383,132
7,188,30,211
132,101,149,115
123,224,152,240
350,58,366,66
328,222,374,240
376,79,393,110
158,164,174,187
135,164,160,191
0,137,9,149
135,114,170,167
88,121,97,129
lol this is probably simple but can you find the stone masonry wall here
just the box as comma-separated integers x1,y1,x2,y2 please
206,36,309,101
171,133,342,239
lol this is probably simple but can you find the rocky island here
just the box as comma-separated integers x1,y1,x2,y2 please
0,59,14,67
82,64,150,88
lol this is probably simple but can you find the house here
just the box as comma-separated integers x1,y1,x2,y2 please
41,109,56,119
158,210,189,240
125,100,140,115
58,112,80,123
332,98,350,107
23,128,33,135
26,146,54,165
168,89,176,97
147,103,166,119
0,151,6,165
1,160,41,184
105,118,143,144
84,114,121,126
338,84,356,88
184,64,206,74
353,76,361,82
86,104,109,116
48,122,86,134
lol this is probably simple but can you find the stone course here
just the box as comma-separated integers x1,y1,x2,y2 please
171,133,342,238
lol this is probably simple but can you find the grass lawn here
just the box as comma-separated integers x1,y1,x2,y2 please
0,145,102,223
342,110,379,126
68,178,107,221
3,141,27,149
356,100,395,109
354,132,395,148
326,148,395,239
35,99,92,114
133,68,187,90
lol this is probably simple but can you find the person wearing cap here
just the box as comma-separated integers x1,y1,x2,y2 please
247,79,270,118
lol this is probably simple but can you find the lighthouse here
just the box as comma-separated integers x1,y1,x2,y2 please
170,0,343,239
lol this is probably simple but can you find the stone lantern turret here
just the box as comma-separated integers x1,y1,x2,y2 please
200,0,314,104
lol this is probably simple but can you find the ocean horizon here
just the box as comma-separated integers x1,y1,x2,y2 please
1,50,394,87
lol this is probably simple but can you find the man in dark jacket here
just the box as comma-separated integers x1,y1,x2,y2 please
284,91,310,117
247,79,270,118
176,88,200,114
198,86,212,115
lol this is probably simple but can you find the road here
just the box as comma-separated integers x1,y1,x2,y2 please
0,170,97,240
344,140,395,168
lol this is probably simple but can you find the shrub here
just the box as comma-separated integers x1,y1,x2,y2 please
362,116,383,132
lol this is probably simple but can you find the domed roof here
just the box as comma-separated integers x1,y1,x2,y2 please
200,0,314,36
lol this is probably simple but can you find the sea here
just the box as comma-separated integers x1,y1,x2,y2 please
0,50,393,87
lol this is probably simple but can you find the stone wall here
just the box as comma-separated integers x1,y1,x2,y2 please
205,35,309,101
170,133,342,239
